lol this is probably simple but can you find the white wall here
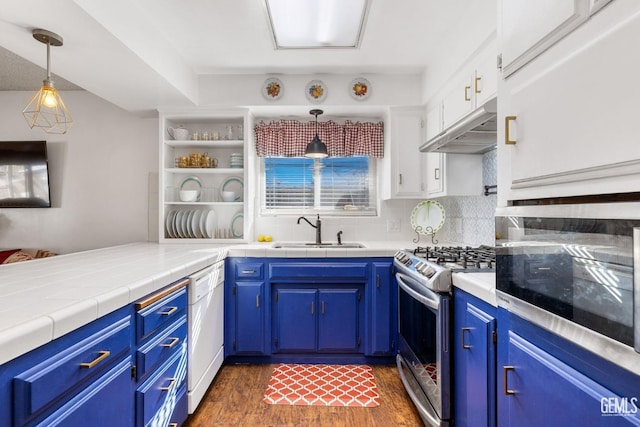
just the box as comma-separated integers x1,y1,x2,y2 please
0,91,157,254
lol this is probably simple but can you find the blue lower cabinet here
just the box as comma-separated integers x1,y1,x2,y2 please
273,288,317,352
36,357,134,427
234,281,266,354
317,288,362,352
272,286,363,354
136,348,188,427
453,289,496,427
225,257,396,361
497,308,640,426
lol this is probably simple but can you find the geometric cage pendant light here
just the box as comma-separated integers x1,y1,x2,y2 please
22,29,73,134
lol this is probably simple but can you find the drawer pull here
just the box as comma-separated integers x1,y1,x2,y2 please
503,366,516,395
241,269,256,274
321,301,325,315
161,337,180,349
160,306,178,316
461,327,471,349
160,378,177,392
169,424,178,427
79,350,110,369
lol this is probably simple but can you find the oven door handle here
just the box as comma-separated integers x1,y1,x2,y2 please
396,273,441,311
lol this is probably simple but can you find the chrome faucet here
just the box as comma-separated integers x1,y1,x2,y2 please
297,214,322,244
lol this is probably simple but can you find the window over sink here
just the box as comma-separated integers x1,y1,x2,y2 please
261,156,377,215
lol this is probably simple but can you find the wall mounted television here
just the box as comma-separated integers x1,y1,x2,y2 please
0,141,51,208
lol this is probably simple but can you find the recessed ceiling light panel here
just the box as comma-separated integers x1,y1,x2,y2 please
265,0,369,49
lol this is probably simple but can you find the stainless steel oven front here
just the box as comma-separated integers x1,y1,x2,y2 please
496,203,640,375
395,270,451,427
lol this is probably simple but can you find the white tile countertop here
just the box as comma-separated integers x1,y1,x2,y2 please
226,240,411,258
0,242,228,365
0,240,493,366
452,272,497,307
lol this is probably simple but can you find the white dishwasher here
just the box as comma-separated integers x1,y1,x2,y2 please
188,260,225,413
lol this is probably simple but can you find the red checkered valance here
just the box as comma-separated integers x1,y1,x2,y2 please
254,119,384,158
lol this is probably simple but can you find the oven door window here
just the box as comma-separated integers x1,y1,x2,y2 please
398,281,450,418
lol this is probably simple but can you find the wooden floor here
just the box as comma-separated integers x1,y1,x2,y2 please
185,363,423,427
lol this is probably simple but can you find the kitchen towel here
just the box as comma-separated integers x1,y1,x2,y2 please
263,363,380,407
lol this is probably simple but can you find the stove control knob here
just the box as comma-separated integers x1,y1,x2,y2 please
423,266,436,278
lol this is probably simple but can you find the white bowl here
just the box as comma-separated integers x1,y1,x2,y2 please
179,190,199,202
221,191,236,202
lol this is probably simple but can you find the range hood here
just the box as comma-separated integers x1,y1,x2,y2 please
419,98,497,154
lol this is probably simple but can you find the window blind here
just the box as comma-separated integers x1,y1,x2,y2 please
263,156,376,213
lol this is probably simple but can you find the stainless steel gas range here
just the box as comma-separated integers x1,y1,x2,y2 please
393,246,496,427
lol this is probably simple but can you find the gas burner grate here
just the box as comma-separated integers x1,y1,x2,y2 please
413,245,496,270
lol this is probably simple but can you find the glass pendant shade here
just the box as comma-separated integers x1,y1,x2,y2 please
22,29,73,134
305,109,328,158
23,80,72,134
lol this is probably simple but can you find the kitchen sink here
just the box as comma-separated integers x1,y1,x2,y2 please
272,242,366,249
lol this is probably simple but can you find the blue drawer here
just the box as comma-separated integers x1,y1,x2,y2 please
235,262,264,279
13,315,132,424
136,283,187,343
136,349,188,426
136,316,187,381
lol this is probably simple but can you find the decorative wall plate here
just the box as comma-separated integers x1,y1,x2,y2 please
305,80,327,103
262,77,283,101
349,77,371,101
411,200,446,235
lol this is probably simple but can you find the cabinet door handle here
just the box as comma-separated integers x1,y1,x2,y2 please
160,378,177,392
505,115,517,145
160,306,178,316
256,294,260,308
79,350,110,369
399,173,403,185
311,301,314,315
464,85,471,101
503,366,516,395
321,301,325,315
461,327,471,349
376,274,381,288
161,337,180,349
434,168,440,180
241,269,256,274
474,76,482,93
169,424,178,427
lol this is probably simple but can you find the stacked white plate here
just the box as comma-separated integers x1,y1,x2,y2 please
165,209,217,238
230,152,244,168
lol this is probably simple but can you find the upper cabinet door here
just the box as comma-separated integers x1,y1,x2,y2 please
500,0,590,77
442,73,475,130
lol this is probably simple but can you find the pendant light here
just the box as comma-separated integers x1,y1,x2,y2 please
22,29,73,134
305,109,328,158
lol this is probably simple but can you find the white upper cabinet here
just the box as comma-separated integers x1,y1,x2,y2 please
382,108,427,199
425,153,483,198
500,0,591,77
498,0,640,205
425,34,498,147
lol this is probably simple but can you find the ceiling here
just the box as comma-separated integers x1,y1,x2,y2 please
0,0,484,114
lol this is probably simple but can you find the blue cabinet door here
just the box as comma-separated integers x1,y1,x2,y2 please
36,358,134,427
274,288,317,352
235,281,265,354
318,288,361,352
454,289,496,427
369,261,396,355
498,330,640,426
